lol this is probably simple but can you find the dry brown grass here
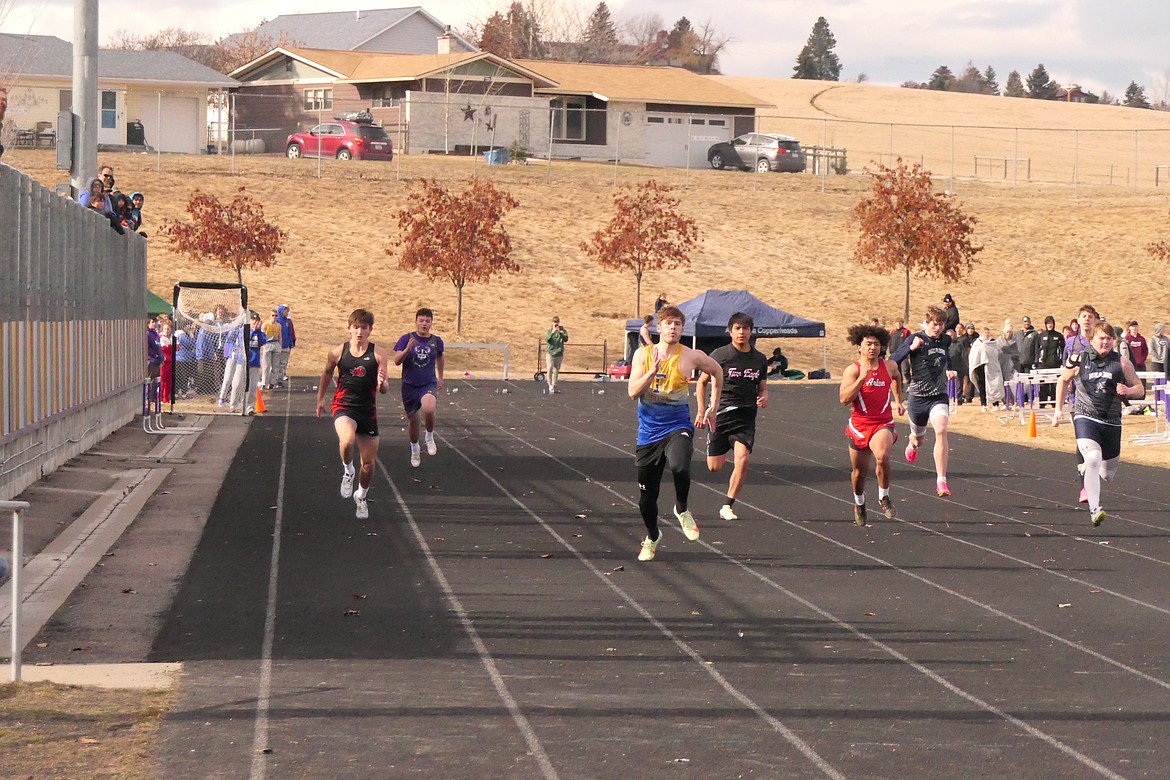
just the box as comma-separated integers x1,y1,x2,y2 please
0,681,173,778
5,79,1170,469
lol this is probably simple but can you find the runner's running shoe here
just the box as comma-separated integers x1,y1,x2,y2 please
425,433,437,456
355,496,369,520
905,444,919,463
674,507,700,541
638,533,660,561
719,504,738,521
1091,507,1106,527
340,471,354,499
854,503,867,527
879,496,896,519
410,448,421,468
936,479,950,497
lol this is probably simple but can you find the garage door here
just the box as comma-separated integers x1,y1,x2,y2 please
644,114,735,169
149,96,200,154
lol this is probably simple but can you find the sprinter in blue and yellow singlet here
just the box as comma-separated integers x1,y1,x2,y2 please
627,305,723,561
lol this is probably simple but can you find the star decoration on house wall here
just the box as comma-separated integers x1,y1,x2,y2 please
462,104,476,121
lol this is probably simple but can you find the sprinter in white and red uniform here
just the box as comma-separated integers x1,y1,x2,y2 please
839,323,904,526
315,308,389,520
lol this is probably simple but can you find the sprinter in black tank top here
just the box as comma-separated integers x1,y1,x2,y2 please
1053,321,1143,527
315,309,389,520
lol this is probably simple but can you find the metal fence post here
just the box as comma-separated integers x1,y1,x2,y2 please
3,500,30,682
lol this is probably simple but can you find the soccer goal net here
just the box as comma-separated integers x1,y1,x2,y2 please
170,282,250,413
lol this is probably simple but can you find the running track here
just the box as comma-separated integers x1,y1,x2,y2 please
140,379,1170,778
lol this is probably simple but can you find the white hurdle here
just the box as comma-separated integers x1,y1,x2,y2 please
2,500,30,681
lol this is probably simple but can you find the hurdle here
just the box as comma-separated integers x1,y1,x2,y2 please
1131,376,1170,445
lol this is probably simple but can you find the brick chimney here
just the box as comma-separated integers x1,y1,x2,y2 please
437,25,452,55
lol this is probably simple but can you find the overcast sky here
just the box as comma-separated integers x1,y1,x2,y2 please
3,0,1168,98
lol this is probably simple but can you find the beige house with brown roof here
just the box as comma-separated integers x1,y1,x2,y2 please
230,45,771,167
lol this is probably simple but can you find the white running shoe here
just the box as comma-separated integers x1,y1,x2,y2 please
410,448,421,468
340,471,354,499
719,504,738,521
638,533,660,561
355,496,369,519
674,506,700,541
425,434,437,456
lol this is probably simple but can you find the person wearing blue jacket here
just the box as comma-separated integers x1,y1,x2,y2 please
275,304,296,387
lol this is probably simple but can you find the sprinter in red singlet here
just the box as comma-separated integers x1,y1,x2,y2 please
839,323,904,526
315,308,389,520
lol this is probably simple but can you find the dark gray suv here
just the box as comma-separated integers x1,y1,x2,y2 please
707,133,807,173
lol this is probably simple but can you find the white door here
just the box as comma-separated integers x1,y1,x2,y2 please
96,90,121,146
156,96,201,154
644,114,735,169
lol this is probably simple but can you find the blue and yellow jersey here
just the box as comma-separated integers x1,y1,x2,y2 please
636,344,694,445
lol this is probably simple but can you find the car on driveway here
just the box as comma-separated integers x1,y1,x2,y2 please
286,119,394,161
707,133,806,173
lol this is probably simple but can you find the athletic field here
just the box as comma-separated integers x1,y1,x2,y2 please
20,378,1170,779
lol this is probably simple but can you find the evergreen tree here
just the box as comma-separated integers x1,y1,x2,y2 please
1025,64,1059,100
582,2,619,63
1004,70,1025,97
1124,81,1151,108
792,17,842,81
927,65,955,91
982,66,1000,95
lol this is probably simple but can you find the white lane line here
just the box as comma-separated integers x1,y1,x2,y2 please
752,426,1170,554
457,409,1133,779
436,433,847,780
250,400,292,779
376,459,560,780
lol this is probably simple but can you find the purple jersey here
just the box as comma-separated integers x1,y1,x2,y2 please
395,332,444,386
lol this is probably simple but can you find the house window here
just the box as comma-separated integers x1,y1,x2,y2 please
708,119,726,127
646,116,664,124
550,97,586,141
100,91,117,129
371,86,399,108
691,118,706,125
303,88,333,111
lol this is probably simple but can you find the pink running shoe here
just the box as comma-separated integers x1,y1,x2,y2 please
905,444,919,464
936,479,950,497
1078,487,1088,504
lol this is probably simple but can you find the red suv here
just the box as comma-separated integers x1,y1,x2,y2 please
286,118,393,161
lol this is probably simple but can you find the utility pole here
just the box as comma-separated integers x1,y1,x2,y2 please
70,0,99,197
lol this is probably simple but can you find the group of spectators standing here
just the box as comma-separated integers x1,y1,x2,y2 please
78,164,147,236
146,304,296,414
886,294,1168,413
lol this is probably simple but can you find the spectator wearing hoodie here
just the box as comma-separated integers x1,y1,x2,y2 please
129,191,145,232
1124,321,1148,371
942,294,960,333
1149,323,1168,376
274,304,296,386
1035,315,1065,407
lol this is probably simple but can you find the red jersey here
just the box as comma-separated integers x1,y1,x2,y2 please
851,360,894,424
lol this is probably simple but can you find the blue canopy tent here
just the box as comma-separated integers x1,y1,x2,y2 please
624,289,827,371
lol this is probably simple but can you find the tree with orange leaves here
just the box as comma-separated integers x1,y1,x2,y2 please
853,159,981,322
160,187,286,285
581,179,701,317
391,177,520,334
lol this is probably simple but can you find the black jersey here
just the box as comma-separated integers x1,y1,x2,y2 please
890,331,952,398
332,342,380,414
1072,349,1125,425
710,343,768,415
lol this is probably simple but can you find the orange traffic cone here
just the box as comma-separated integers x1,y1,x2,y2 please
254,386,266,414
1027,410,1037,438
